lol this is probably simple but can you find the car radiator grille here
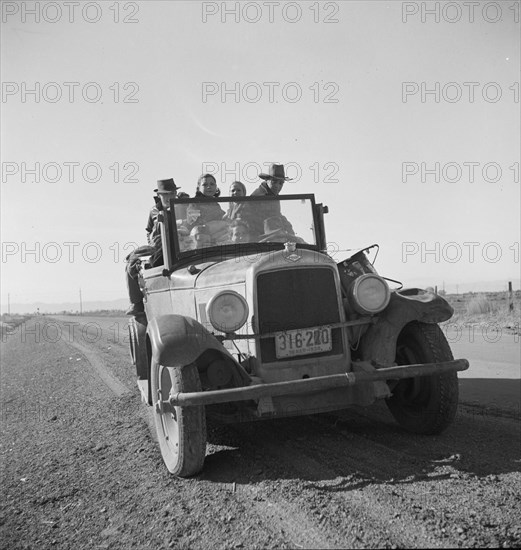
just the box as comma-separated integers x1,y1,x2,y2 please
256,268,343,362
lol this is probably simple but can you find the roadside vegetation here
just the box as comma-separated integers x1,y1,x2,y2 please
57,309,127,317
0,314,31,340
0,313,31,328
444,290,520,333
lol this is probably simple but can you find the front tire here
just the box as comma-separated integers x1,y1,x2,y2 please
151,362,206,477
386,322,458,435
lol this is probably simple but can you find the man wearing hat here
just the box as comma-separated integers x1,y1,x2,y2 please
252,163,291,198
146,178,181,246
125,178,180,315
247,163,295,237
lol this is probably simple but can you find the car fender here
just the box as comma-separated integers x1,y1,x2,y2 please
146,314,251,385
359,290,453,367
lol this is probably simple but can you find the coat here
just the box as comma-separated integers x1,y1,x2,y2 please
185,193,225,230
246,182,294,237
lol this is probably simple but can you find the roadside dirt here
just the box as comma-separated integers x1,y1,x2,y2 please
1,316,520,549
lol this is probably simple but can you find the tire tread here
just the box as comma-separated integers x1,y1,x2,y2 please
387,321,459,435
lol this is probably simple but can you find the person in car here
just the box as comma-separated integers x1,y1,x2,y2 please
125,178,179,315
246,164,294,238
174,190,190,222
190,225,212,249
145,179,181,245
253,164,289,197
223,180,247,221
259,217,305,244
229,180,247,197
185,174,225,229
229,219,251,244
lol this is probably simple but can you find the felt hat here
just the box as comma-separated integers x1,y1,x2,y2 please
259,217,288,241
259,164,293,182
155,178,180,193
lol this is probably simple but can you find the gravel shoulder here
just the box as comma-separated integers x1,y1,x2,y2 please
1,316,520,549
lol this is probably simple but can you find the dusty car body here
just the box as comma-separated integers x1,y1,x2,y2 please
128,193,468,476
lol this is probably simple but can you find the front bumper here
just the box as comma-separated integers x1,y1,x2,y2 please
169,359,469,406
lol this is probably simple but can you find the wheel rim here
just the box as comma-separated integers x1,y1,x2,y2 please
155,366,180,460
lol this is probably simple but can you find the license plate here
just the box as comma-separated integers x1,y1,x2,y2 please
275,326,332,359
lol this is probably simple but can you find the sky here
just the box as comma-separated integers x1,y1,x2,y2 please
1,0,520,309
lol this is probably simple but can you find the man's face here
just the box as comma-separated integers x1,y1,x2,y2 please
159,190,177,208
200,177,217,197
267,179,284,195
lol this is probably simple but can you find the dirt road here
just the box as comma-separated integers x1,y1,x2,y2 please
1,316,520,549
447,325,520,415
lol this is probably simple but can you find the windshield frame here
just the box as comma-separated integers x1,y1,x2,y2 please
167,193,321,264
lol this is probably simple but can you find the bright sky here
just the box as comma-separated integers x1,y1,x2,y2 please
1,1,520,308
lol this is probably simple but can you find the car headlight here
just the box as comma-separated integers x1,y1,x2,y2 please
206,291,249,333
349,274,390,315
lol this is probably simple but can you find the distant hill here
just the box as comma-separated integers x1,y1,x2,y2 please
1,278,519,315
1,298,128,315
404,279,520,295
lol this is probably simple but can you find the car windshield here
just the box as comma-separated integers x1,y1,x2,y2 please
170,194,318,255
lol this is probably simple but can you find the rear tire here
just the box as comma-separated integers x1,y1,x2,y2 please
128,317,148,379
151,362,206,477
386,322,458,435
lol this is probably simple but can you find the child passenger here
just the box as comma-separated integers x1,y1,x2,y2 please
229,220,251,244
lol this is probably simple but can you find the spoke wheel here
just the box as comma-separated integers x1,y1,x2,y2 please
151,362,206,477
386,322,459,435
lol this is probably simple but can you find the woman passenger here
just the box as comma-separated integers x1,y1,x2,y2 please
186,174,225,228
224,180,247,221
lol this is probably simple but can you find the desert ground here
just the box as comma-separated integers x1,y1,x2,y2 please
0,310,519,549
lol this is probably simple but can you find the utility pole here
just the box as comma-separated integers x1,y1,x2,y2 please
79,288,83,316
508,281,514,312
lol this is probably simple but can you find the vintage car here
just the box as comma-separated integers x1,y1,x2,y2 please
128,193,469,477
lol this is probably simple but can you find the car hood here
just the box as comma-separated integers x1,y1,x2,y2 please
191,248,336,289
